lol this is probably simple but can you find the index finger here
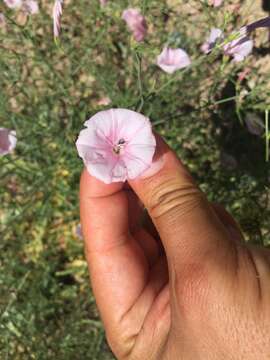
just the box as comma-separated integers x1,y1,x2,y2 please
80,169,149,331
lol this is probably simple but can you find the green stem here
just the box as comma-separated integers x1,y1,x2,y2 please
135,52,144,112
266,109,269,162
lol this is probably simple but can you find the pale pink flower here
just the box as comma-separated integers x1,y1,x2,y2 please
122,8,147,42
53,0,63,39
22,0,39,15
209,0,223,6
97,96,111,106
99,0,107,6
201,28,223,54
157,47,191,74
3,0,22,9
223,37,253,62
221,16,270,61
237,68,251,82
0,128,17,156
204,17,270,60
76,109,156,184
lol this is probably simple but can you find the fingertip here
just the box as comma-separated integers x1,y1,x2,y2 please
129,133,191,190
80,168,124,199
138,134,168,179
79,169,125,244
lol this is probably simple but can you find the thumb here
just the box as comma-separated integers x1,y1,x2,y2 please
128,135,234,269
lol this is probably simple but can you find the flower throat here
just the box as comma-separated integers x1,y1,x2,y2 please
113,138,126,155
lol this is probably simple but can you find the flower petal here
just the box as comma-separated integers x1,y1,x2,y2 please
22,0,39,15
209,0,223,7
122,8,147,42
3,0,22,9
157,47,191,74
201,28,223,53
232,40,253,62
0,128,17,156
209,28,223,43
76,109,156,184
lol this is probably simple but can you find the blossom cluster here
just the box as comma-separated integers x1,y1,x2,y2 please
74,7,270,184
51,1,270,73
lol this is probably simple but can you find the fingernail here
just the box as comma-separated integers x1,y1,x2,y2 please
140,155,165,179
140,134,166,179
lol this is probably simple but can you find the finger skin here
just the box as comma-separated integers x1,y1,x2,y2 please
212,202,243,241
80,169,170,358
79,138,270,360
80,170,149,331
129,136,233,270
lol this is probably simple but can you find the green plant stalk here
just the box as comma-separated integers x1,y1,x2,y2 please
266,109,269,162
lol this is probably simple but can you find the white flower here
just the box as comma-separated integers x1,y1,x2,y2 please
53,0,63,39
0,128,17,156
157,47,191,74
22,0,39,15
3,0,22,9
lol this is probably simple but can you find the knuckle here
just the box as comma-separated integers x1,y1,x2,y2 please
147,177,205,222
105,325,136,360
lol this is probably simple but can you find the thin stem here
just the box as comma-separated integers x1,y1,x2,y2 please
1,271,31,319
135,52,144,112
266,109,269,162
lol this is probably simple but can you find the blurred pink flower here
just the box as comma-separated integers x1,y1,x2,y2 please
97,96,111,106
224,37,253,62
22,0,39,15
76,109,156,184
4,0,22,9
0,128,17,156
122,8,147,42
237,68,251,82
157,47,191,74
203,17,270,62
209,0,223,6
201,28,223,54
99,0,107,6
53,0,63,39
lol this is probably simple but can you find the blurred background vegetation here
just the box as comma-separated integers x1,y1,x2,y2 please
0,0,269,358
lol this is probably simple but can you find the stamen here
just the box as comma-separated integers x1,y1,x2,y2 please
118,138,126,145
113,138,126,155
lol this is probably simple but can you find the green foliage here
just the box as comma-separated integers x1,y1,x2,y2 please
0,0,269,358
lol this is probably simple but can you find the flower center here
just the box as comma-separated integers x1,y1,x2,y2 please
113,138,126,155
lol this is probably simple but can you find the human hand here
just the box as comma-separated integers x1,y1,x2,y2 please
80,135,270,360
